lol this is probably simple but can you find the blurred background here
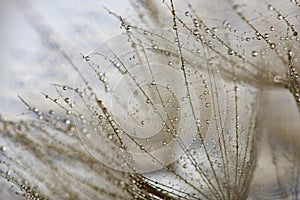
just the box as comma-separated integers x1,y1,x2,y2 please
0,0,133,119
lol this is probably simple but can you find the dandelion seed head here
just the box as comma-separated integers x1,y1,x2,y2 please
0,0,300,199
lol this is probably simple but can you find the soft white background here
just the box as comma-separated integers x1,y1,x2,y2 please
0,0,134,119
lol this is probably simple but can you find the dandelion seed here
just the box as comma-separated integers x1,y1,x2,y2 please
1,0,300,200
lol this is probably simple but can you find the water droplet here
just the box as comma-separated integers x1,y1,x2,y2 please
0,145,7,152
234,86,239,91
152,45,158,49
64,119,70,125
65,98,71,103
264,33,269,38
86,133,91,139
268,5,274,10
212,27,217,33
270,43,276,49
293,31,298,36
277,14,283,20
193,19,199,27
233,5,242,13
251,51,258,57
227,49,234,55
84,56,90,61
82,128,88,134
256,35,262,40
6,170,11,176
193,29,200,36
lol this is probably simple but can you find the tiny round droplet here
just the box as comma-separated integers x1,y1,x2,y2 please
152,45,158,49
251,51,258,57
268,5,274,10
65,98,71,103
212,27,217,32
85,56,90,61
270,43,276,49
273,75,282,83
227,49,234,55
0,145,7,152
82,128,88,134
233,5,242,13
